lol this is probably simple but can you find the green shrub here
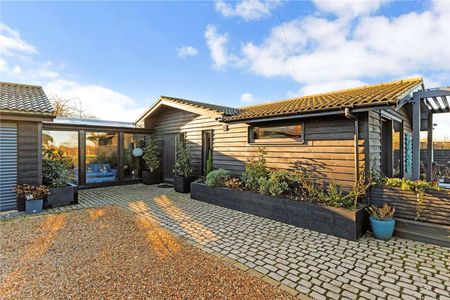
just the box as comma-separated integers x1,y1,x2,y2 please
173,142,192,177
242,147,268,191
205,169,230,187
142,138,159,172
42,159,69,188
258,170,290,197
319,183,354,209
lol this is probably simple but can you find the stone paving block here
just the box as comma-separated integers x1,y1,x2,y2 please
14,184,447,300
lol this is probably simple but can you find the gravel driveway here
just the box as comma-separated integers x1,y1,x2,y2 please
0,205,294,299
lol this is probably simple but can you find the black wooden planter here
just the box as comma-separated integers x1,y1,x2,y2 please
142,170,162,185
191,183,368,241
174,176,195,193
45,184,78,209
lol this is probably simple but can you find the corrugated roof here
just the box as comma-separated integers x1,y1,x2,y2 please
0,82,53,115
160,96,240,116
225,77,423,121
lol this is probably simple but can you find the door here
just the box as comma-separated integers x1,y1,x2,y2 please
0,122,17,211
381,118,393,177
201,130,213,175
162,134,177,182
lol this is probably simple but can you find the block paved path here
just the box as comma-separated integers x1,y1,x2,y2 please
4,184,449,300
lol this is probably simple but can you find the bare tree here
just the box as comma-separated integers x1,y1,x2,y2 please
49,94,97,119
70,98,97,119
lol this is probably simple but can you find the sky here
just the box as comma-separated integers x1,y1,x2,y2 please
1,0,449,139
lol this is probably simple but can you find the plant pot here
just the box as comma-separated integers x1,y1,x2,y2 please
174,176,195,193
142,170,162,185
26,198,44,214
370,217,395,240
45,184,78,209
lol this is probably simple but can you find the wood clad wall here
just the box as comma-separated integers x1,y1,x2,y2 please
367,106,412,176
368,110,382,172
149,106,365,187
17,121,42,185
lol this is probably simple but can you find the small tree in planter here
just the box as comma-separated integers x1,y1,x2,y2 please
14,184,49,214
173,142,194,193
367,203,396,240
142,138,161,185
42,149,78,208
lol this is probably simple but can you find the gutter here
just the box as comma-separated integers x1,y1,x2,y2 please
344,108,360,186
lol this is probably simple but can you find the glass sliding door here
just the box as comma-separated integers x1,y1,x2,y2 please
123,133,148,180
42,130,79,184
85,132,119,184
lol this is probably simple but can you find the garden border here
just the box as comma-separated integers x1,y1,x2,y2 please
191,182,368,241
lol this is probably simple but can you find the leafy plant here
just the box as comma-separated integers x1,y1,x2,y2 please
142,138,159,172
258,170,290,197
205,150,213,176
205,169,230,187
42,149,70,188
242,147,269,191
319,183,355,209
367,203,395,220
223,177,241,189
384,177,440,219
42,159,70,188
14,184,50,200
173,142,192,177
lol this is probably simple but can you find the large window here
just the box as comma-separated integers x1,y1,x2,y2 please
86,132,118,183
250,123,304,143
123,133,148,180
42,130,79,184
393,121,403,178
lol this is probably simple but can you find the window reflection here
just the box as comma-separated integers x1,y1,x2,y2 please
86,132,118,183
42,130,79,184
124,134,147,180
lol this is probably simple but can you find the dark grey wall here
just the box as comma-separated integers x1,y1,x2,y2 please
17,121,42,185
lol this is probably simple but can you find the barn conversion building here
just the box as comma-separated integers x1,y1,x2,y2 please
1,77,449,212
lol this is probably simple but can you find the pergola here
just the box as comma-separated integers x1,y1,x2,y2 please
404,87,450,181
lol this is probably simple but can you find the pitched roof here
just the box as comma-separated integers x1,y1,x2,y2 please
225,77,423,121
159,96,240,116
0,82,53,115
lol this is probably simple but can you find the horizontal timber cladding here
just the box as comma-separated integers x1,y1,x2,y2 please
149,106,365,187
17,121,42,186
371,185,450,226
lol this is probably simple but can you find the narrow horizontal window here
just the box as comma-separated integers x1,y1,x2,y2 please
249,123,304,144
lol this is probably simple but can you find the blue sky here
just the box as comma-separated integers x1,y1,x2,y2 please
1,0,449,138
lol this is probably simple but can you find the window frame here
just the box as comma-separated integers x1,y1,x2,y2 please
248,121,305,145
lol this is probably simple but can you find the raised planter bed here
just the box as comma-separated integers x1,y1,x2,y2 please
191,182,368,241
370,185,450,226
45,184,78,209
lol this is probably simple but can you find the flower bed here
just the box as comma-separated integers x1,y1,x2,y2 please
191,182,368,241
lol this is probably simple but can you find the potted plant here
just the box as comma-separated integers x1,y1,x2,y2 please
142,138,161,185
173,142,194,193
14,184,49,214
367,203,396,240
42,149,78,208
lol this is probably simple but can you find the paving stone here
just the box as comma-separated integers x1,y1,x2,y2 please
10,184,446,300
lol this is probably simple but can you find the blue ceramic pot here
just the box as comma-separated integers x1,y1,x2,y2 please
26,198,43,214
370,217,395,240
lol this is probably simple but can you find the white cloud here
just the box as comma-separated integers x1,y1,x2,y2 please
205,25,231,70
0,23,37,56
177,46,198,59
297,79,367,96
214,0,450,89
0,23,146,122
312,0,389,17
240,92,255,103
44,80,146,121
215,0,274,21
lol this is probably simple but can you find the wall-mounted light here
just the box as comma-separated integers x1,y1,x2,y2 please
223,124,229,132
